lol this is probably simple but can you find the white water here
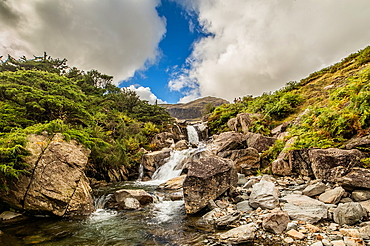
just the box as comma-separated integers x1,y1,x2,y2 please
187,125,199,145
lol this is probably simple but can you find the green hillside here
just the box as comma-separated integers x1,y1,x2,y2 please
0,54,173,188
207,46,370,161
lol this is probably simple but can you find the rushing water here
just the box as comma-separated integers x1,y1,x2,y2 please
186,125,199,145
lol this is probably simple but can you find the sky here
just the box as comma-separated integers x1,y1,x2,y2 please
1,0,370,104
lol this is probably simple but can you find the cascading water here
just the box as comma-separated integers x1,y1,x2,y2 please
186,124,199,145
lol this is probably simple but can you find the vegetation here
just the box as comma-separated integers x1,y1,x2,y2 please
0,54,173,187
207,46,370,163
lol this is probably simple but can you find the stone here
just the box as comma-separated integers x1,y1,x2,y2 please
340,228,360,238
309,148,364,181
249,175,279,210
217,223,256,244
183,156,237,214
305,224,321,233
359,200,370,213
346,135,370,150
140,148,171,178
0,211,23,221
262,210,290,234
213,132,248,153
272,159,292,176
237,173,247,186
115,189,153,206
218,148,260,175
282,194,328,224
359,225,370,239
302,182,327,197
286,229,305,240
245,132,277,153
236,201,253,212
227,117,239,132
215,211,241,229
351,190,370,201
319,187,345,204
150,132,177,150
331,240,345,246
157,175,186,190
289,148,314,177
120,197,141,210
0,133,94,217
333,202,367,225
337,168,370,189
311,242,323,246
343,237,366,246
284,237,294,244
243,178,259,189
173,140,188,151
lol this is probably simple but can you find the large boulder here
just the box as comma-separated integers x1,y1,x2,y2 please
140,148,171,179
245,132,277,153
345,135,370,150
227,113,254,133
309,148,364,180
333,202,367,225
114,189,153,210
262,209,290,234
217,224,256,244
336,168,370,189
217,148,260,175
289,149,314,177
150,132,177,150
183,156,237,214
0,133,94,217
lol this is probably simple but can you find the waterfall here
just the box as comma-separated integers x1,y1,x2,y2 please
93,194,112,210
186,125,199,145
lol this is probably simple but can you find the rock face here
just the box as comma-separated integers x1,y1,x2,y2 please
0,133,94,217
183,156,237,214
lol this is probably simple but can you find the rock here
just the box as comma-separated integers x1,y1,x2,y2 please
286,229,305,240
195,209,220,231
173,140,188,151
337,168,370,189
237,173,246,186
236,201,253,212
227,117,239,132
343,237,366,246
243,178,259,189
119,198,141,210
150,132,176,150
140,148,171,178
272,159,292,176
305,224,321,233
359,225,370,239
0,133,94,217
213,132,248,153
333,202,367,225
346,135,370,150
271,122,290,137
302,182,327,197
331,240,345,246
319,187,345,204
309,148,364,180
289,148,314,177
340,228,360,238
215,211,241,229
245,132,277,153
262,210,290,234
311,242,323,246
183,156,237,214
236,113,253,133
0,211,23,221
115,189,153,206
351,190,370,202
157,175,186,190
218,148,260,175
359,200,370,213
249,176,279,210
282,194,328,224
217,223,256,244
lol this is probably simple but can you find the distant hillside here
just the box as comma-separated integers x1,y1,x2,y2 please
160,96,229,121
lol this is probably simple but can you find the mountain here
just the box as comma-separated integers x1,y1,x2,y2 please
160,96,229,121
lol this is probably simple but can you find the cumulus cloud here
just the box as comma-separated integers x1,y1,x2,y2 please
125,85,167,105
0,0,166,84
171,0,370,102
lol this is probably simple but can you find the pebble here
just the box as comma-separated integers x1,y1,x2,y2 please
311,241,323,246
286,229,305,240
284,237,295,244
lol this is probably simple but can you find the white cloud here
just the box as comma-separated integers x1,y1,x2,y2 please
125,85,167,105
0,0,166,84
171,0,370,102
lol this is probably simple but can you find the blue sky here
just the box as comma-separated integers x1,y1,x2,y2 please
1,0,370,104
123,0,203,104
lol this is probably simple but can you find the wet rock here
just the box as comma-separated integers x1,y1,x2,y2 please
115,189,153,206
333,202,367,225
119,197,141,210
282,194,328,223
217,223,256,244
218,148,260,175
249,176,279,210
337,168,370,189
140,148,171,178
245,132,277,153
262,210,290,234
173,140,188,151
183,156,237,214
319,187,345,204
302,182,327,197
309,148,364,181
0,133,94,217
351,190,370,202
157,175,186,190
0,211,24,221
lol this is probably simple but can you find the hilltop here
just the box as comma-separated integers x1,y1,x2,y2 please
160,96,229,121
